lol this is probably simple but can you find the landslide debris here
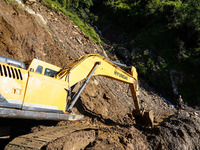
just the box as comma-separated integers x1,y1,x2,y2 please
145,111,200,150
0,0,200,150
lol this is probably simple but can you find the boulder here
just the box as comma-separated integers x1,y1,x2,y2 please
24,0,36,5
115,46,131,63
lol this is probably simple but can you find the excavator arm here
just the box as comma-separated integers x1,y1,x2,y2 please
57,54,153,125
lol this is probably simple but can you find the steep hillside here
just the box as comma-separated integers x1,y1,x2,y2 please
0,0,200,150
91,0,200,105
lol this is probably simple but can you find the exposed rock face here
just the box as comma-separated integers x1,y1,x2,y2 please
115,46,131,63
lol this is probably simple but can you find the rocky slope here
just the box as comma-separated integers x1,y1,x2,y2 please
0,0,200,149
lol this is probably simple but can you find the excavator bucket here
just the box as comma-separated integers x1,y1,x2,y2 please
132,110,154,127
127,67,154,127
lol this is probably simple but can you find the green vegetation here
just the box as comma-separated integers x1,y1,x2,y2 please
7,0,15,3
7,0,20,5
91,0,199,105
39,0,199,105
40,0,100,44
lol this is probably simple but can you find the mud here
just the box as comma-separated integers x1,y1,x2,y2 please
0,0,200,149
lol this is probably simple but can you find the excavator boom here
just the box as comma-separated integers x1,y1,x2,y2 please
56,54,140,113
58,54,138,86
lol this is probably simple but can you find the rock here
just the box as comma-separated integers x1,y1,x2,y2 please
129,39,135,45
155,63,160,71
193,112,198,116
185,112,190,117
115,46,131,62
143,49,151,55
131,47,140,55
24,0,36,5
54,18,58,22
58,11,62,15
158,56,166,63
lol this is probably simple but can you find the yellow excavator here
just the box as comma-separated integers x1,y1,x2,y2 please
0,54,153,133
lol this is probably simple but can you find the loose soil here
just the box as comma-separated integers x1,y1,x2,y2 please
0,0,200,149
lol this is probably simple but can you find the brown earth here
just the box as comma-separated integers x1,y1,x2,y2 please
0,0,200,150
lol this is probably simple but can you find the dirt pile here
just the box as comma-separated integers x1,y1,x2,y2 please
0,0,72,66
146,111,200,149
0,0,200,150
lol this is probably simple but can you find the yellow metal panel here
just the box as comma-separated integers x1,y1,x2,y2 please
61,54,137,87
23,72,67,112
0,63,28,106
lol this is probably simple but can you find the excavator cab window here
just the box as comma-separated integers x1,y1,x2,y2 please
44,68,57,77
35,65,43,74
29,68,34,72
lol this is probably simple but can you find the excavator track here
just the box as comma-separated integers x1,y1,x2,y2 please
0,107,84,121
5,123,97,150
